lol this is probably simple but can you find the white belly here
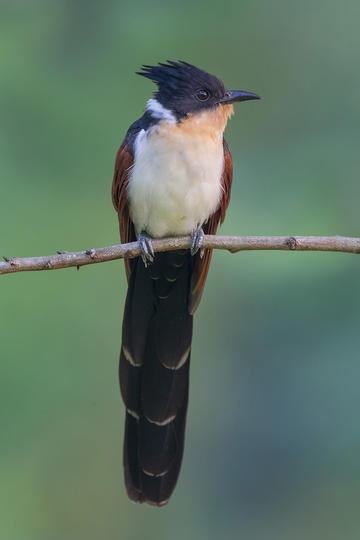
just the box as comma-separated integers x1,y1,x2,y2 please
127,123,224,238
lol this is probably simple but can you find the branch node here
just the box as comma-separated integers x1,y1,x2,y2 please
85,249,96,259
45,260,52,269
3,256,18,266
287,236,297,250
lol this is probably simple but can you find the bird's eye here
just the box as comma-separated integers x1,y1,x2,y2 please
195,89,210,102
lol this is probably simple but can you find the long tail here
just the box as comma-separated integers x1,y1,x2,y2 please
120,249,193,506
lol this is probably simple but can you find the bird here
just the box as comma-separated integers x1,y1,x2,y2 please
112,61,260,506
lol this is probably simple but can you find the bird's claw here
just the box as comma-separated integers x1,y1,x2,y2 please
138,231,154,267
190,227,205,257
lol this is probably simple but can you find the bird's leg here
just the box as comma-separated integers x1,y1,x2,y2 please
138,231,155,267
190,227,205,257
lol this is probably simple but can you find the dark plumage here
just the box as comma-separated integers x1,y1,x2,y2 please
137,60,226,118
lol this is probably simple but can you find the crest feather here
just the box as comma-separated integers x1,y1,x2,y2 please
136,61,219,88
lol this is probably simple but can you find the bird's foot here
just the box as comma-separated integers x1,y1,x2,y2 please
190,227,205,257
138,231,154,267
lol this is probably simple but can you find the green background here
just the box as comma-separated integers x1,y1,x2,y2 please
2,1,360,538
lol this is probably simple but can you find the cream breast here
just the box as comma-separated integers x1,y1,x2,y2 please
127,105,233,238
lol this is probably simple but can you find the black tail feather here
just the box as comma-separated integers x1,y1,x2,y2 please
120,250,193,505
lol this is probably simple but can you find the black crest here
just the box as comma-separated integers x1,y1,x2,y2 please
137,61,226,118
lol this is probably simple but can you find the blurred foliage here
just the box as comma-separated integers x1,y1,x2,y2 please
1,0,360,538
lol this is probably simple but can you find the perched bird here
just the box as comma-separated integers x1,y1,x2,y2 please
112,61,259,506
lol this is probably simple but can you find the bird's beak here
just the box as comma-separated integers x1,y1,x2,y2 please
219,90,260,105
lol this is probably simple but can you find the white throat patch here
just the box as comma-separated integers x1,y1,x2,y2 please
146,98,176,123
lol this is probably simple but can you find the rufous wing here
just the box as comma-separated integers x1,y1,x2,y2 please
189,139,233,314
112,141,136,280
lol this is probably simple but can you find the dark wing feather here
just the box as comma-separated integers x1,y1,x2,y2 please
189,138,233,314
112,141,136,279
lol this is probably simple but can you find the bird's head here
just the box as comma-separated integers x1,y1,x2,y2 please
137,61,260,123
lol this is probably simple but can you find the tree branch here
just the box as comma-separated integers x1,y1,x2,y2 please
1,235,360,275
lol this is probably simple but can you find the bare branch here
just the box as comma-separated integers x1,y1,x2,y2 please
1,235,360,276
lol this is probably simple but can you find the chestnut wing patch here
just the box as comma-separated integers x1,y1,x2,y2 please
112,141,136,280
